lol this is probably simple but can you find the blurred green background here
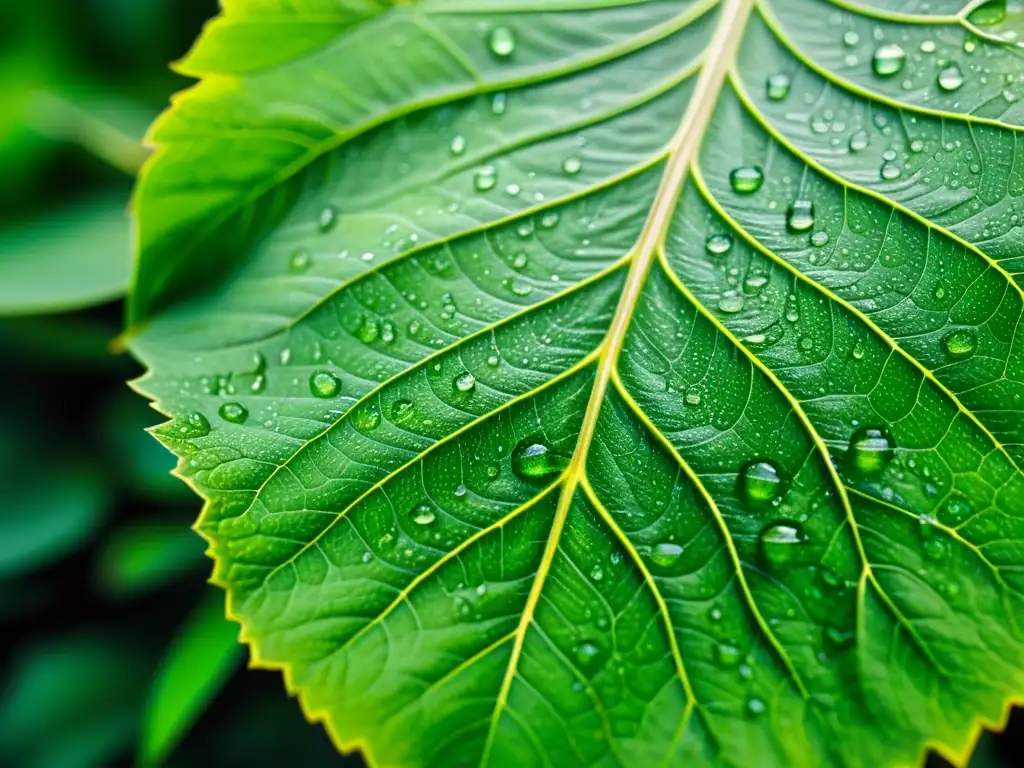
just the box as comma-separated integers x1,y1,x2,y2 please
0,1,1017,766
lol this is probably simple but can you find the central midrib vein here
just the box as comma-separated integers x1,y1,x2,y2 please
482,0,758,759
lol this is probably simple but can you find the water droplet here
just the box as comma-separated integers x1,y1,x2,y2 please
729,166,764,194
357,316,380,344
511,439,569,481
766,73,791,101
318,205,338,233
810,230,830,247
575,641,600,666
309,371,341,398
218,402,248,424
684,387,702,406
933,280,949,301
475,165,497,191
179,412,211,438
289,250,311,273
943,329,976,360
968,0,1007,25
716,642,742,667
786,199,815,232
880,162,901,181
485,463,501,480
848,130,869,152
454,483,467,498
353,403,381,432
872,44,906,77
705,233,733,256
843,30,860,47
590,564,604,582
718,295,744,314
759,522,806,568
562,156,582,175
391,398,414,424
488,26,516,58
848,427,895,475
824,626,855,650
410,503,436,526
491,93,507,115
739,460,784,506
540,212,560,229
937,64,964,92
940,496,972,525
651,542,683,568
747,698,766,716
450,135,467,155
454,372,476,393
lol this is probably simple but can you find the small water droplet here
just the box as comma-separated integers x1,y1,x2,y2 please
943,329,976,360
810,230,830,247
940,496,972,525
511,439,569,481
729,166,764,194
454,483,467,498
843,30,860,47
705,233,733,256
318,205,338,233
289,250,311,273
880,162,901,181
765,73,791,101
309,371,341,398
590,564,604,582
575,641,600,666
450,135,467,155
651,542,683,568
684,387,702,406
488,26,516,58
739,460,784,506
562,156,582,175
540,212,560,229
786,199,815,232
218,402,248,424
485,463,501,480
179,412,211,438
716,643,742,667
848,426,895,475
747,698,766,716
872,44,906,77
410,503,436,526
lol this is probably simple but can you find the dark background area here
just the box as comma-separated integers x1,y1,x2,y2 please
0,1,1017,766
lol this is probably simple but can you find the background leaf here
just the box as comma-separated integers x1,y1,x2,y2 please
139,590,244,767
130,1,1024,766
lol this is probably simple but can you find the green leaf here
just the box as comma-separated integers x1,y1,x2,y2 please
0,632,147,768
139,590,244,767
129,1,1024,766
96,521,206,597
0,192,131,315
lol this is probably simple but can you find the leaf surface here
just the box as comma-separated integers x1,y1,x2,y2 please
130,0,1024,765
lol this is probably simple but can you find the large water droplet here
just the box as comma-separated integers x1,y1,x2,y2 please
353,403,381,432
729,166,764,194
651,542,683,568
968,0,1007,25
872,44,906,77
848,129,869,152
943,329,976,360
759,522,806,568
488,26,516,58
786,199,815,232
218,402,248,424
718,295,744,314
309,371,341,398
410,503,436,526
739,460,784,506
475,165,497,191
705,233,733,256
848,426,895,475
391,398,415,424
454,372,476,393
511,439,569,481
937,65,964,92
765,73,791,101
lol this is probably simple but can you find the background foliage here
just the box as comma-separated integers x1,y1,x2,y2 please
0,0,1020,766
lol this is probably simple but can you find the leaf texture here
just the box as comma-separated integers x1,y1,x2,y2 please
129,0,1024,765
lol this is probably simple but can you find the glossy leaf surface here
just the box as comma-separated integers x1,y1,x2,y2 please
130,0,1024,765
